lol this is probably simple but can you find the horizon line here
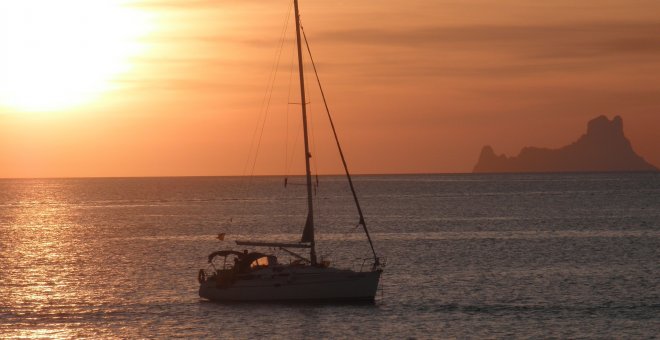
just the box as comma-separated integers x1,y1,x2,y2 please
1,170,658,180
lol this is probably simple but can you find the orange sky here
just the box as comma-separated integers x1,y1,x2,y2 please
1,0,659,178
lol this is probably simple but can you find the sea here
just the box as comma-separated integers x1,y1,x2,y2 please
0,173,658,338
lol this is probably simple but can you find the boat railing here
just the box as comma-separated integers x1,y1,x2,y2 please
353,257,384,272
353,257,387,272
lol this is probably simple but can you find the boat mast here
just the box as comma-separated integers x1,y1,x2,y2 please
294,0,317,265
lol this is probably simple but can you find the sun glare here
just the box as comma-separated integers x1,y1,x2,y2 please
0,0,151,112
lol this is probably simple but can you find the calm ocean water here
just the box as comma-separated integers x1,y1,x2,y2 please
1,173,658,338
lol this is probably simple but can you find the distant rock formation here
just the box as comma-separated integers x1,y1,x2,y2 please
473,115,658,173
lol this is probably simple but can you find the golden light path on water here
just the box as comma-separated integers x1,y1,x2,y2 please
1,181,105,338
0,0,152,112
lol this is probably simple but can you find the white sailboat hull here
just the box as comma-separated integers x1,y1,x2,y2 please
199,266,381,302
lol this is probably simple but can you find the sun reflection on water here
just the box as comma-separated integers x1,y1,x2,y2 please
0,180,96,338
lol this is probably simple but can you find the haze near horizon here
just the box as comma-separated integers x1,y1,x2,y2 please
1,0,659,178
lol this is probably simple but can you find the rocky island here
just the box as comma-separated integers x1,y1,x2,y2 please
473,115,658,173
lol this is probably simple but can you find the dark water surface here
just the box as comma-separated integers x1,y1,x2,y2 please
1,173,658,338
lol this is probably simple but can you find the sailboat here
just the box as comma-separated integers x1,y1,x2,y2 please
198,0,382,302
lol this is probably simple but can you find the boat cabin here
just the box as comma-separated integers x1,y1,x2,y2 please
207,250,278,274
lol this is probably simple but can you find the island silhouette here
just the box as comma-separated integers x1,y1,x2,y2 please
473,115,658,173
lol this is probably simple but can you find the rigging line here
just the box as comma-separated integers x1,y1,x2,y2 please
285,120,302,176
284,40,296,221
304,57,320,191
248,1,293,179
236,1,293,224
285,39,296,179
301,24,378,263
284,40,306,178
304,59,322,221
305,71,322,220
284,53,305,175
242,0,293,180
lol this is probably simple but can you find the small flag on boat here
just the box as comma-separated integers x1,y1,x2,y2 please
217,233,225,241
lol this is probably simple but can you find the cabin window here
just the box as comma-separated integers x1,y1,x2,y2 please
250,257,270,269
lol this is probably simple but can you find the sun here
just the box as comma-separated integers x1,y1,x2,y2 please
0,0,151,112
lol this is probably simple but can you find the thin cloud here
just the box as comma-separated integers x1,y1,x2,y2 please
315,21,660,59
299,21,660,80
112,77,241,92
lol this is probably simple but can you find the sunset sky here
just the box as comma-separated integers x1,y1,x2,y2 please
1,0,659,178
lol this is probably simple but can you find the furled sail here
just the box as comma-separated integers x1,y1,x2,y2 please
301,213,314,243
